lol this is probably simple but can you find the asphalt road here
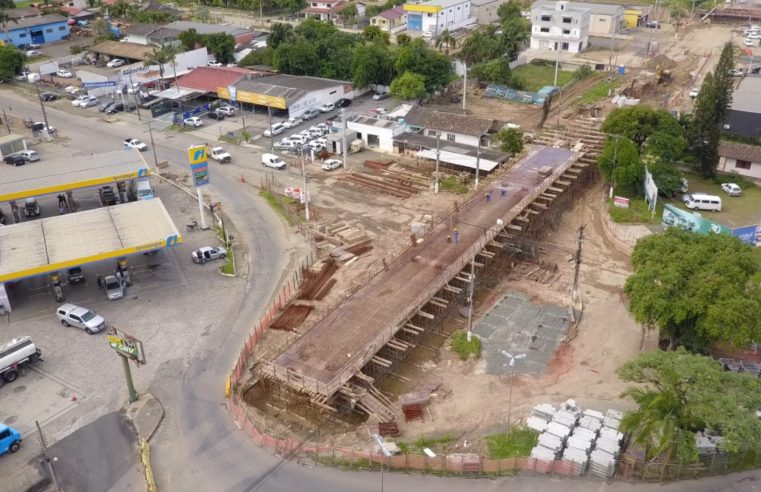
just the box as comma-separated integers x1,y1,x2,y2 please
4,89,761,492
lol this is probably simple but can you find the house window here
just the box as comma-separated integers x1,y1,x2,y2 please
59,26,66,31
19,33,26,38
541,15,551,21
736,159,752,170
46,28,54,33
562,17,572,23
447,133,455,141
563,28,570,34
540,27,549,33
428,130,437,136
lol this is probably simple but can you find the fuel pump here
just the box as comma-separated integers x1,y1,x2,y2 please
117,181,128,204
51,272,65,303
116,258,131,286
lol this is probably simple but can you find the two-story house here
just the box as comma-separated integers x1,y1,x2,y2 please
529,0,590,54
302,0,352,22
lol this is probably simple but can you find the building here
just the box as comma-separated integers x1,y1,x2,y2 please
218,74,358,118
6,7,42,20
125,23,182,47
622,5,649,28
723,76,761,139
529,0,590,53
582,2,624,35
403,106,498,146
470,0,508,26
302,0,352,22
718,141,761,180
0,134,27,160
0,14,70,47
346,115,406,151
165,21,255,45
371,6,408,33
404,0,475,37
177,66,263,97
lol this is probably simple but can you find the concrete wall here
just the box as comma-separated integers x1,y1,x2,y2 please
348,121,405,151
470,0,507,25
424,128,485,146
718,156,761,179
288,83,352,118
588,14,614,35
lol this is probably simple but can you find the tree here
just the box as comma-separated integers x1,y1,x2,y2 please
625,228,761,350
495,128,523,154
273,40,320,75
0,44,23,81
351,42,395,88
239,46,274,67
69,45,85,56
396,33,411,46
389,71,426,100
714,42,734,123
497,2,522,23
688,72,721,178
179,28,204,51
269,23,295,50
339,3,357,22
395,39,453,91
144,45,178,89
619,349,761,462
0,0,15,8
601,106,683,148
499,17,530,62
0,10,18,43
597,136,642,193
469,58,512,85
362,25,389,45
435,29,456,54
643,131,687,164
195,5,212,23
204,33,236,64
459,29,501,65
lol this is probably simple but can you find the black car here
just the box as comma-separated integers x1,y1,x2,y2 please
105,103,124,114
336,98,352,108
4,154,26,166
99,101,116,112
67,267,85,285
207,110,226,120
99,186,118,206
41,92,59,102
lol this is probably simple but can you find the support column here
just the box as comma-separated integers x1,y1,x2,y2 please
120,354,138,403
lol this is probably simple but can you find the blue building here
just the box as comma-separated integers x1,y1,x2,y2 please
0,14,70,47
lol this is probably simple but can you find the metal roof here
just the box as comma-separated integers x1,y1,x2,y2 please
0,198,182,283
732,76,761,114
5,14,67,30
89,41,156,61
0,134,26,146
165,21,252,37
0,149,150,203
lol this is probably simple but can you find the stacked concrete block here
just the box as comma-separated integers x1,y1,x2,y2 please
553,410,578,428
583,409,604,421
526,415,549,433
566,434,593,454
599,426,623,444
562,446,589,475
578,415,603,433
603,409,622,431
532,403,556,421
531,445,558,461
546,421,572,441
538,432,564,456
594,437,621,458
590,449,617,479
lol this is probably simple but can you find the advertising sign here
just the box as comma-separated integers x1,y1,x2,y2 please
216,86,287,109
188,145,209,187
643,166,658,213
732,225,761,246
82,81,117,89
107,329,146,364
662,204,731,236
613,196,630,208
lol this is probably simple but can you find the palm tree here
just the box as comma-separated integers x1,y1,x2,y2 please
144,46,170,90
435,29,457,54
0,10,18,43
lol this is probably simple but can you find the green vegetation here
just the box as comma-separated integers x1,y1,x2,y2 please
179,29,235,63
486,428,538,459
219,246,236,276
259,189,297,225
397,435,454,455
495,127,524,154
578,78,619,105
607,197,662,224
0,44,24,82
668,173,761,228
439,175,469,194
625,228,761,350
511,63,574,92
619,349,761,463
450,330,481,360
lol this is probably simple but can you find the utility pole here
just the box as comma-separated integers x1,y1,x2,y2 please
341,108,349,169
462,62,467,110
571,224,585,304
553,39,561,86
475,142,481,188
259,0,264,28
34,82,50,139
434,134,441,194
267,105,274,151
146,122,159,169
300,148,310,221
2,109,9,134
36,421,62,492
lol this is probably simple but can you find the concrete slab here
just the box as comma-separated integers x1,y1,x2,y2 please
474,291,571,375
125,392,164,442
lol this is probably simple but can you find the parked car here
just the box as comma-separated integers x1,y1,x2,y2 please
209,146,232,163
124,138,147,151
31,122,55,133
64,85,80,94
308,138,327,151
27,43,40,49
302,108,319,120
40,92,59,101
319,103,335,113
56,69,73,78
183,116,203,127
0,424,22,456
216,105,235,116
275,140,297,151
4,154,25,166
99,100,115,111
25,50,42,57
688,87,700,98
23,198,40,217
744,38,755,47
71,95,90,107
645,20,660,28
262,153,286,169
283,117,303,129
106,58,125,68
207,61,223,67
729,68,744,77
99,185,118,206
721,182,742,196
15,150,39,162
264,122,285,137
192,246,227,263
56,303,106,334
105,102,125,114
80,95,98,108
288,134,310,145
335,98,352,108
372,92,389,101
103,275,126,300
67,267,85,285
206,110,226,120
321,159,342,171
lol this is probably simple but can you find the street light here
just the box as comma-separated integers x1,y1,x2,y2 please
373,433,392,492
501,350,526,435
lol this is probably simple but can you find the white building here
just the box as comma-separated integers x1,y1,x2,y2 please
470,0,509,26
347,115,406,152
404,0,475,37
529,0,590,54
403,106,497,147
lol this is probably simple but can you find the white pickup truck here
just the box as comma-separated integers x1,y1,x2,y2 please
124,138,148,151
209,146,232,163
0,336,41,384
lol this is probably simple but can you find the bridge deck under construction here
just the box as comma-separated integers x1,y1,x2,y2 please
267,146,580,399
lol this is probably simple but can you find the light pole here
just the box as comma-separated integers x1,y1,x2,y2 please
373,433,392,492
501,350,526,435
475,142,480,188
434,134,441,194
341,107,349,169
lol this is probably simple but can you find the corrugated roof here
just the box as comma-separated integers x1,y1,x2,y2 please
5,14,67,30
233,74,348,105
731,76,761,114
128,23,161,36
165,21,251,37
377,6,406,19
89,41,156,61
348,115,401,129
718,140,761,163
7,7,42,19
0,133,25,146
404,106,496,136
177,66,255,93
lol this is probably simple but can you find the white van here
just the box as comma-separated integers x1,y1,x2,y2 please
262,153,286,170
683,193,722,212
134,178,154,200
264,123,285,137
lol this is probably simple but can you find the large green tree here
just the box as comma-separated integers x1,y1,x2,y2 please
395,38,453,91
459,28,502,65
625,228,761,349
204,33,236,64
0,44,23,81
469,58,512,85
714,42,735,123
351,41,395,88
495,128,523,154
619,349,761,462
268,23,295,50
601,106,683,148
688,72,721,178
179,28,204,51
500,17,530,62
597,136,642,193
389,71,426,100
362,25,389,45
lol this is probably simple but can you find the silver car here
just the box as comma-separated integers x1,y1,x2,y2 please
56,303,106,334
103,275,126,300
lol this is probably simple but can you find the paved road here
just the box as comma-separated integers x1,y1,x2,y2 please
4,88,761,492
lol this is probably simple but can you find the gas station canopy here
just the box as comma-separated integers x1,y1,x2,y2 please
0,149,150,203
0,198,182,283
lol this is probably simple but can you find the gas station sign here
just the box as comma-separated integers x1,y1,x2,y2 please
107,328,146,364
188,145,209,187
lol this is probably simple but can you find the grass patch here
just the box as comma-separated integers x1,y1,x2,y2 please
14,0,33,6
396,435,455,454
578,79,619,105
219,246,236,276
608,197,662,224
450,330,481,360
439,175,469,194
675,172,761,228
486,427,538,459
512,63,574,91
259,189,297,225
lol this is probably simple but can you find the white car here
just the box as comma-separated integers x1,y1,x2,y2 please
216,106,235,116
25,50,42,57
56,69,73,78
106,58,125,68
192,246,227,263
71,94,92,107
56,303,106,334
124,138,148,151
422,31,433,39
688,87,700,98
103,275,126,300
372,92,389,101
283,117,303,129
208,61,223,67
64,85,80,94
14,150,39,162
744,38,755,47
721,183,742,196
184,116,203,127
321,159,342,171
318,103,335,113
80,95,98,108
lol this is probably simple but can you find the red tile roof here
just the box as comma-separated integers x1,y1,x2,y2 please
377,6,405,20
177,66,257,94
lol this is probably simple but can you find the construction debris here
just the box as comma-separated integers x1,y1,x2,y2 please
271,304,313,331
298,260,339,301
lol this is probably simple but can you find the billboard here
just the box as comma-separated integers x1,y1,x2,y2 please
188,145,209,187
217,86,287,109
732,225,761,246
662,204,731,236
107,328,146,364
643,166,658,213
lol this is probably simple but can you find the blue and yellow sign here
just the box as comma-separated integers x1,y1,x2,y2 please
188,145,209,187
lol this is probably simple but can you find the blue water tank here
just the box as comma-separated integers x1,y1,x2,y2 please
617,65,625,75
